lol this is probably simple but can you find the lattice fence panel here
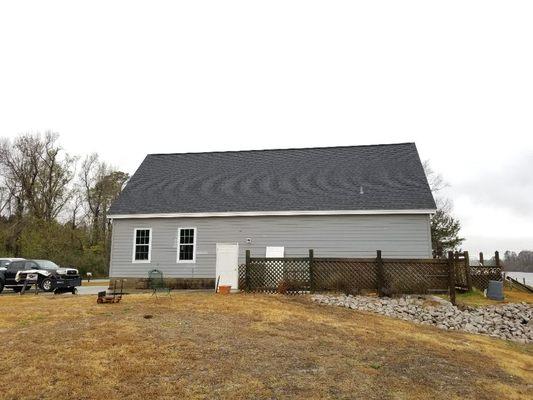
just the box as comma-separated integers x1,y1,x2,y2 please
246,258,310,293
470,267,502,291
313,259,377,294
454,257,469,289
383,260,449,295
241,256,453,297
238,264,246,290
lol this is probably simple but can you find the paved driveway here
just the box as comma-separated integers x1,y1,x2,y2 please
76,285,109,295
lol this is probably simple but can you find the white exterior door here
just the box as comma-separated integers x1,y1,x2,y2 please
215,243,239,290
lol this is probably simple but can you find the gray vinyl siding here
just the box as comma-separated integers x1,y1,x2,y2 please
109,214,433,278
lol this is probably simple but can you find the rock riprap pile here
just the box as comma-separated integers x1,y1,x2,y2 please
311,294,533,344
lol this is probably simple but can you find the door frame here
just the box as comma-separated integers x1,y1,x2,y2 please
215,243,240,290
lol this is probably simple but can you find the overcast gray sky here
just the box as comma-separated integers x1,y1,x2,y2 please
0,1,531,255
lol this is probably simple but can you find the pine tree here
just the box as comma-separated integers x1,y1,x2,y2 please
430,208,464,258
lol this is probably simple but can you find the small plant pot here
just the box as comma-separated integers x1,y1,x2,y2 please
218,285,231,295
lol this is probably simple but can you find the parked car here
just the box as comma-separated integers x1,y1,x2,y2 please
0,258,25,271
0,259,81,294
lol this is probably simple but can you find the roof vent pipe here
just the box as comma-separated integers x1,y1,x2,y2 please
360,186,364,194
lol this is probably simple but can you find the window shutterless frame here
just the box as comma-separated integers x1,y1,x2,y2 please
132,227,152,263
176,227,197,263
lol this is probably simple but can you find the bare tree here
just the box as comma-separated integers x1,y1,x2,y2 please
79,153,129,245
0,132,75,221
423,160,448,193
67,188,85,231
0,186,9,215
37,133,77,221
423,160,464,257
0,135,38,255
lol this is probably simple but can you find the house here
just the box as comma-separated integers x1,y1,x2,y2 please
107,143,436,288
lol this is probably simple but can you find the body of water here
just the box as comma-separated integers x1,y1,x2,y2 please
506,272,533,286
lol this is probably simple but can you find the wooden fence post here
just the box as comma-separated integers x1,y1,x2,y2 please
464,251,472,291
479,252,484,266
495,251,503,284
448,251,456,305
245,250,251,291
309,249,315,293
376,250,384,297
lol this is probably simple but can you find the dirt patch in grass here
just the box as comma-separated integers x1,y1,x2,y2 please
0,292,531,399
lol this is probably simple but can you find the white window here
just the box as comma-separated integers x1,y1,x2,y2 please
266,246,285,258
177,227,196,263
132,228,152,263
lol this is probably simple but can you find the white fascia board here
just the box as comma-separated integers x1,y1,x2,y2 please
108,209,437,219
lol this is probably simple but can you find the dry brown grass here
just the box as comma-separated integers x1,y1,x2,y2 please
0,292,531,400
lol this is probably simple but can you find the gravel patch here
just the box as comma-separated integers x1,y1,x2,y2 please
311,294,533,343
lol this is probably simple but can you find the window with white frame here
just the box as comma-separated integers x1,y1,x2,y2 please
133,228,151,262
177,227,196,262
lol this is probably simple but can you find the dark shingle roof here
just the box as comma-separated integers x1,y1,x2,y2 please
108,143,436,215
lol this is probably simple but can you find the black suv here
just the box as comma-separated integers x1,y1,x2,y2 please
0,260,81,293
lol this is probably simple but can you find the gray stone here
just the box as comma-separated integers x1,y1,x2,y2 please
310,294,532,344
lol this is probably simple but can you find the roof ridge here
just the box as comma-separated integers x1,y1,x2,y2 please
147,142,415,157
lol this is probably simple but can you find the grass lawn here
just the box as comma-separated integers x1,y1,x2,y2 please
455,288,533,307
0,293,531,400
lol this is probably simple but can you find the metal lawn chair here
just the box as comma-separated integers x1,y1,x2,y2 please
148,269,171,296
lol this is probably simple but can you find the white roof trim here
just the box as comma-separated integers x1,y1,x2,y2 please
108,209,436,219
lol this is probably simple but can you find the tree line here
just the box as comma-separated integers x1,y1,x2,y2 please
504,250,533,272
0,132,128,276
